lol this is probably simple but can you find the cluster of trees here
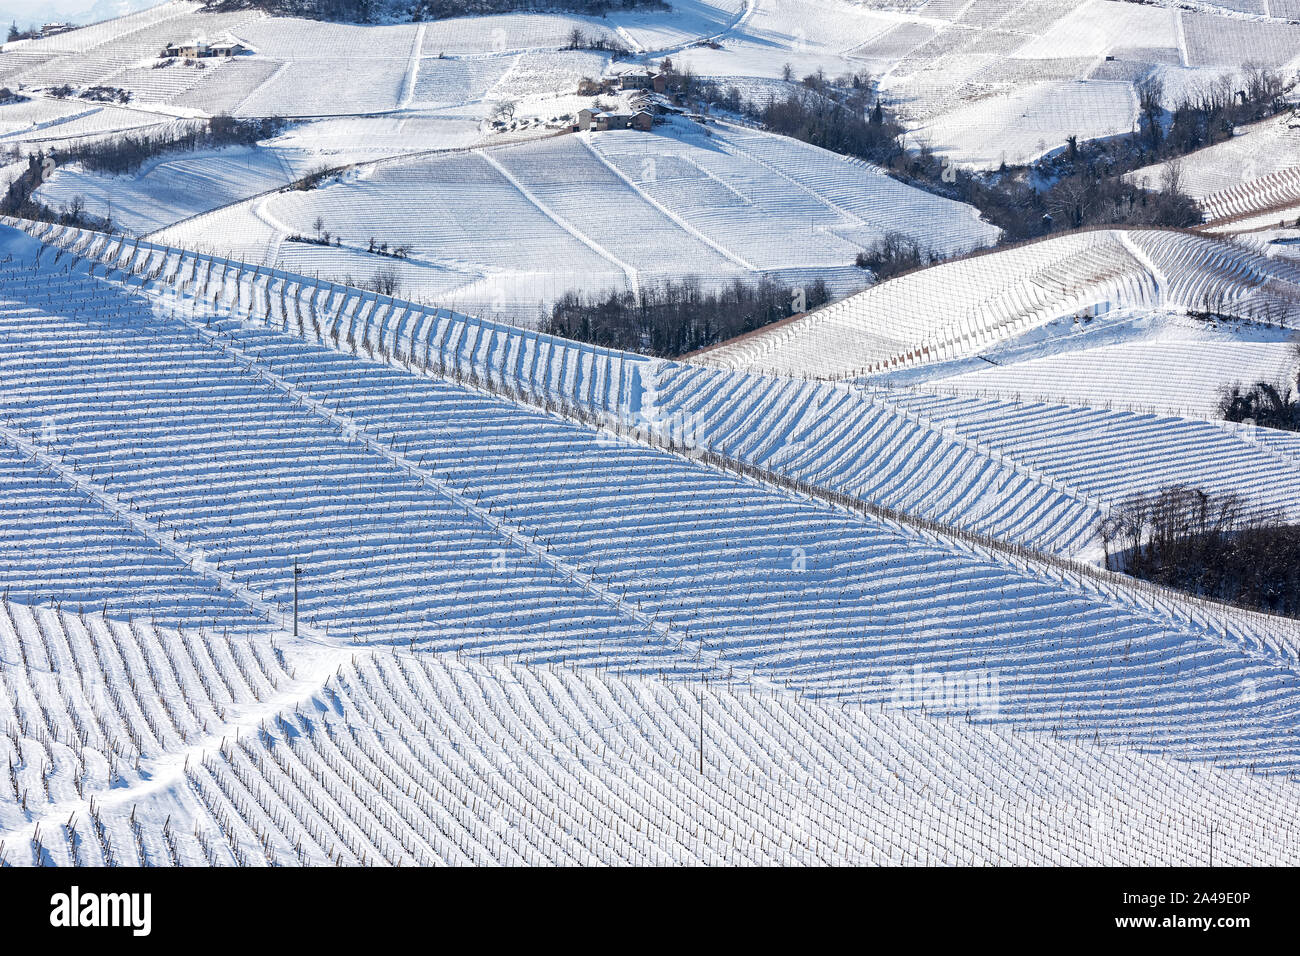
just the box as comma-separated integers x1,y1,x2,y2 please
48,83,134,103
543,276,830,357
1,116,282,229
854,231,938,280
416,0,666,17
56,115,283,177
695,63,1290,245
343,266,403,296
366,235,412,258
1158,67,1288,156
292,164,336,191
904,69,1286,240
1218,379,1300,432
0,152,110,229
287,233,338,246
563,28,629,53
204,0,391,17
1099,486,1300,617
203,0,666,20
689,69,903,166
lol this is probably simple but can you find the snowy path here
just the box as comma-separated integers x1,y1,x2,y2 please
1,627,353,860
398,23,428,111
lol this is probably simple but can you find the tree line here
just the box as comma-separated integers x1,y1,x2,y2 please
202,0,667,20
1217,378,1300,432
1099,485,1300,617
1,116,283,230
690,64,1291,245
58,115,284,177
543,276,831,357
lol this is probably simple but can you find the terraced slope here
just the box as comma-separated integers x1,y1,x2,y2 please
4,602,1298,867
691,229,1300,379
1127,112,1300,228
17,219,1300,565
886,391,1300,532
4,219,1300,865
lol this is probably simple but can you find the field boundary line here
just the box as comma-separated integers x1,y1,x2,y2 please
480,147,643,294
579,132,759,272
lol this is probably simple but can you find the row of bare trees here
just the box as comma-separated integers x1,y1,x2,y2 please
203,0,666,19
543,276,831,357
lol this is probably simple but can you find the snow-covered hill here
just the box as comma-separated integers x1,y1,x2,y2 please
6,0,1300,871
1128,112,1300,229
4,217,1300,865
21,215,1300,566
693,228,1300,379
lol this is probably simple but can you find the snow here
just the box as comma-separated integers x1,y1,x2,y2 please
6,602,1298,866
900,309,1300,418
4,219,1300,864
886,388,1300,533
34,146,295,235
1,0,1291,176
6,0,1300,869
1013,0,1179,61
143,117,992,322
1128,114,1300,227
909,79,1139,168
1181,12,1300,69
695,228,1300,379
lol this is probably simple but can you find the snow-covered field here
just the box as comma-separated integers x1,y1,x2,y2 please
6,0,1300,871
665,0,1300,167
1129,112,1300,227
4,220,1300,865
34,144,296,235
3,0,1292,169
136,118,996,322
695,229,1300,379
7,602,1299,866
4,0,1296,308
895,310,1299,419
21,216,1300,560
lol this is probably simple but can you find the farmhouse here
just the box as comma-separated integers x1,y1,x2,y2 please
577,108,609,130
161,36,245,58
580,71,673,98
40,23,74,37
577,108,655,132
618,71,666,93
162,39,202,58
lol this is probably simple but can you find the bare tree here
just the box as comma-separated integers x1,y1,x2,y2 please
1136,74,1164,148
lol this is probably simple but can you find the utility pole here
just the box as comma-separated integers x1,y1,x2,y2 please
293,560,302,637
698,687,704,774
